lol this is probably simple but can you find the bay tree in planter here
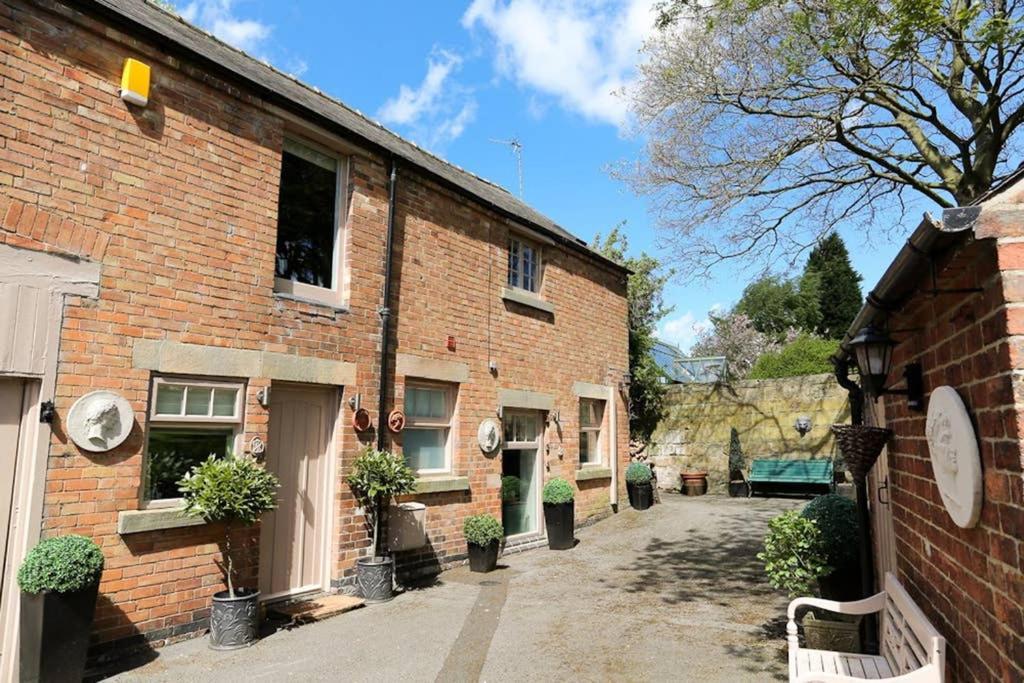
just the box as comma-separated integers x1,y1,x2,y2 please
18,534,104,683
179,455,279,650
464,514,503,572
542,478,575,550
625,461,654,510
346,446,416,603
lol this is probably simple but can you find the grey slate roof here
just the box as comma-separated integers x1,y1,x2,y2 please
83,0,627,274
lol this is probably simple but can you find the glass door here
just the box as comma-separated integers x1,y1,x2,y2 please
501,411,541,537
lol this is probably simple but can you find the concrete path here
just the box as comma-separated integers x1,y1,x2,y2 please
107,495,799,682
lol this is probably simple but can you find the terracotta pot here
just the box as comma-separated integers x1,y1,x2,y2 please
680,471,708,496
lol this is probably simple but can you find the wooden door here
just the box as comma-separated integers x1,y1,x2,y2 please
867,401,897,584
259,385,335,600
0,379,30,669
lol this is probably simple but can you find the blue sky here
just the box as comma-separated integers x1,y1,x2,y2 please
172,0,921,351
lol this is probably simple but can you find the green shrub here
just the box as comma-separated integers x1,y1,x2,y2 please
463,514,503,546
501,475,522,503
802,494,859,570
542,478,574,504
757,510,830,596
346,446,417,558
18,535,104,595
728,427,744,478
748,334,840,379
625,461,653,484
180,455,279,596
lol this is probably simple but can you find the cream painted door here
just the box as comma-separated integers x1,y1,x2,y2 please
866,401,897,584
0,379,31,669
259,385,335,600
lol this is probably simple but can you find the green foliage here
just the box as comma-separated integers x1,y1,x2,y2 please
728,427,744,477
591,225,674,443
757,510,831,597
801,494,859,570
625,461,653,484
18,535,104,595
346,446,417,557
542,477,574,504
805,234,863,340
748,334,840,379
463,514,504,546
734,273,821,338
501,475,522,503
179,456,279,527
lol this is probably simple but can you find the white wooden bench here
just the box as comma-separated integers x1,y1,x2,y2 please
787,572,945,682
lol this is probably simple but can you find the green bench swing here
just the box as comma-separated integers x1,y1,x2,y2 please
747,458,835,497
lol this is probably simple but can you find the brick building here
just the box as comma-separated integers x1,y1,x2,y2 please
835,171,1024,680
0,0,629,669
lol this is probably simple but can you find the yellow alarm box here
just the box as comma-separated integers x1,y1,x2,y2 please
120,58,150,106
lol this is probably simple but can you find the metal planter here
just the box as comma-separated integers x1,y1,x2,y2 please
356,556,395,603
209,588,260,651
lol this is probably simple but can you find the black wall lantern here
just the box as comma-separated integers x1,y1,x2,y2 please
848,325,924,410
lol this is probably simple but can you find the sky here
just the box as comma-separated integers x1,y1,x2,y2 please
171,0,917,352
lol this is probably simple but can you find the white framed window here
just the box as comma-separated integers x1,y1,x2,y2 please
144,378,245,505
274,137,348,307
403,382,455,474
578,398,605,467
508,234,541,293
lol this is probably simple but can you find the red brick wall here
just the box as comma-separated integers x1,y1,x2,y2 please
881,234,1024,681
1,0,628,653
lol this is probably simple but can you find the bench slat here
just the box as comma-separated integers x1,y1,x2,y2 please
749,458,833,484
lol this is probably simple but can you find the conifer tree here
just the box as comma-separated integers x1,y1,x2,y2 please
805,234,862,340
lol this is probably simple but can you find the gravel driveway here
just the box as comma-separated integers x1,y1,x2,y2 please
106,495,799,682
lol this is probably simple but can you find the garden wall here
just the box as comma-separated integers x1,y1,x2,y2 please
647,374,849,492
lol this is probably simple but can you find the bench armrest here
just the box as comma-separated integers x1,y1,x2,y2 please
787,591,886,620
793,663,942,683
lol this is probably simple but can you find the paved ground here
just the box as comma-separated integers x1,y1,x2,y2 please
107,495,800,682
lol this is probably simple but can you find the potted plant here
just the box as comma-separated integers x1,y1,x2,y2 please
625,461,654,510
464,514,503,572
179,455,279,650
758,496,863,654
542,478,575,550
346,445,416,603
18,534,104,682
727,427,748,497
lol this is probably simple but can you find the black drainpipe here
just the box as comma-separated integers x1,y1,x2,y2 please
377,158,398,450
833,357,878,653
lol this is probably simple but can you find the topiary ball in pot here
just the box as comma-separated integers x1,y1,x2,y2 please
464,514,503,572
801,493,860,600
18,535,105,683
625,461,654,511
541,478,575,550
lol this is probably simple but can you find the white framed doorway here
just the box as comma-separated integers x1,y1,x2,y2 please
501,410,543,538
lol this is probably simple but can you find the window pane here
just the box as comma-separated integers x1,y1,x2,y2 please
407,386,446,420
212,388,238,417
154,384,184,416
580,432,599,465
276,141,338,288
403,428,446,471
508,239,519,288
146,428,232,500
522,245,535,291
184,386,212,416
580,399,604,428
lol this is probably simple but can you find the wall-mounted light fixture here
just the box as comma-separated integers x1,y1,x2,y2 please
618,371,631,395
848,325,924,410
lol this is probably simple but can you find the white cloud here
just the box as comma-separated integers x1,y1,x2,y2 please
462,0,657,130
377,50,477,150
180,0,271,54
657,310,712,353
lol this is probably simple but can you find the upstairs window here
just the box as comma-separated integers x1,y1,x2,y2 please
403,383,455,474
578,398,605,467
275,137,347,305
144,378,244,504
508,235,540,293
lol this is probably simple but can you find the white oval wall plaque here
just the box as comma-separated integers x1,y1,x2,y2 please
67,390,134,453
477,417,501,455
926,386,982,528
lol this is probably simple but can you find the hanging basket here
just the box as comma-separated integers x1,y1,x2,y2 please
831,424,892,482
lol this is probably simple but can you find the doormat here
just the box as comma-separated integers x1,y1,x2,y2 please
267,594,365,625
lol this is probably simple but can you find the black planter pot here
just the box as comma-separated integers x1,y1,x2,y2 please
543,501,575,550
209,587,260,650
468,540,500,572
817,564,862,602
728,481,749,498
627,482,653,510
19,581,99,683
356,556,395,603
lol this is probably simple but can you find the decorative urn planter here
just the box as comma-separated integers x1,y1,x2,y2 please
209,587,260,650
681,471,708,496
468,541,500,573
356,556,395,603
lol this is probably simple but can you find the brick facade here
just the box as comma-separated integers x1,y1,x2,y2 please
878,196,1024,679
0,0,628,655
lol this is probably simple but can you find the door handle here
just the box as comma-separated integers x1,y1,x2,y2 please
877,477,890,506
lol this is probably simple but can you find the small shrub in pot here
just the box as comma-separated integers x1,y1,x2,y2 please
18,534,104,682
179,455,279,650
801,494,860,601
541,478,575,550
464,514,503,572
625,461,654,510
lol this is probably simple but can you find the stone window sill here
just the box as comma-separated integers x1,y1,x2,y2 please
273,291,350,314
118,507,206,535
412,475,471,494
501,287,555,315
576,467,612,482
